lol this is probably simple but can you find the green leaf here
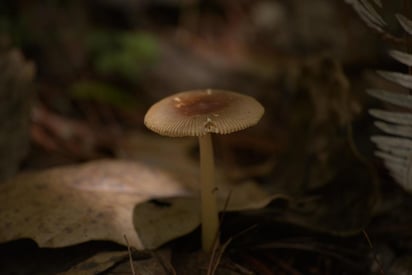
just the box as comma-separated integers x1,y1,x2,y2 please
88,31,158,81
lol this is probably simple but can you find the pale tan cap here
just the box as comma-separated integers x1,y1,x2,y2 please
144,89,264,137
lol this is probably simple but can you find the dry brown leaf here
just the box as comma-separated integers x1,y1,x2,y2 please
117,133,275,249
135,182,275,249
116,133,199,192
0,160,191,248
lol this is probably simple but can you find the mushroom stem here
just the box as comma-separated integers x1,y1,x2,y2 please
198,133,219,253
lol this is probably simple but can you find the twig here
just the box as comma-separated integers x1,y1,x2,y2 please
206,189,259,274
151,250,177,275
208,236,233,275
362,230,385,275
212,187,265,273
124,234,137,275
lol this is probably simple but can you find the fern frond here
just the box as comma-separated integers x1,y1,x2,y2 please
372,133,412,190
375,151,406,164
376,71,412,90
345,0,386,32
369,109,412,125
367,89,412,108
377,156,407,184
392,154,412,192
377,149,412,189
396,14,412,35
359,0,386,25
389,50,412,66
374,121,412,138
347,2,412,191
381,160,405,179
374,144,411,158
368,87,412,191
371,135,412,151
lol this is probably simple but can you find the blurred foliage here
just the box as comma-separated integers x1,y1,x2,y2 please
88,31,159,82
70,80,139,110
0,2,21,46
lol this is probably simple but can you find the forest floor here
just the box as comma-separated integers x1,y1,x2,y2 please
1,1,412,274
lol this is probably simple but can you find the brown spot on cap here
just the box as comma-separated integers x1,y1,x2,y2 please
144,89,264,137
173,91,231,116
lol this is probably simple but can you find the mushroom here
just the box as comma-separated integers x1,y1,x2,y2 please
144,89,264,252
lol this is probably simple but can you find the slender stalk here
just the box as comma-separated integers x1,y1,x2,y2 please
198,133,219,253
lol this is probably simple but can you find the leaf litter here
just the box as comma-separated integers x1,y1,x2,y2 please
0,130,370,274
0,133,278,274
0,145,275,250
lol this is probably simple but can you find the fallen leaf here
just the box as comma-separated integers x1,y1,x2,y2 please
0,159,191,248
134,182,275,249
134,198,199,250
118,133,276,249
116,132,274,204
116,132,199,191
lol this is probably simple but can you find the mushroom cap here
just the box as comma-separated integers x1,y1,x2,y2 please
144,89,264,137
